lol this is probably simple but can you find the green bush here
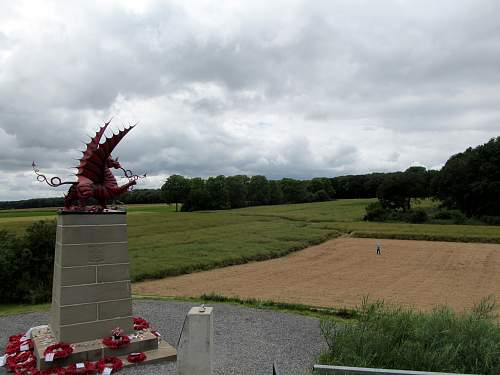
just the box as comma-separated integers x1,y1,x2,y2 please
319,297,500,374
406,208,429,223
0,220,56,304
432,209,467,224
364,202,390,221
480,215,500,226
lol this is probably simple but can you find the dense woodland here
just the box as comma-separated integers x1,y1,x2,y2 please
2,137,500,220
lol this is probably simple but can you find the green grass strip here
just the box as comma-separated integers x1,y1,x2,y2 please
133,293,356,321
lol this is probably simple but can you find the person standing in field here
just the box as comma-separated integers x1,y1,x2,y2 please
376,243,381,255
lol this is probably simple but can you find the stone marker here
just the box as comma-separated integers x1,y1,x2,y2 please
51,211,133,343
177,305,214,375
31,210,177,371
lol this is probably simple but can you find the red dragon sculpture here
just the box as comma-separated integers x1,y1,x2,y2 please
33,119,145,211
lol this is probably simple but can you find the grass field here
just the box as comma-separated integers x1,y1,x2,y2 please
2,199,500,283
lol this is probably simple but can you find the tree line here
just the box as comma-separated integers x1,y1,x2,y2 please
2,136,499,218
160,175,336,211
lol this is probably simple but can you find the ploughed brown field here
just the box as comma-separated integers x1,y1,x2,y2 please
133,238,500,311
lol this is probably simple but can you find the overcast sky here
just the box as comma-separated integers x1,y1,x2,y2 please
1,0,500,200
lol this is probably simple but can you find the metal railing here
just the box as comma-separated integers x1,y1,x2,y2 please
313,365,477,375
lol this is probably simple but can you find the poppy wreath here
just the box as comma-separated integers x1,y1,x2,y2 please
6,338,34,355
65,361,97,374
8,333,25,343
132,317,149,331
7,351,36,372
96,356,123,373
102,335,130,349
43,343,73,360
14,368,40,375
127,352,146,363
40,367,66,375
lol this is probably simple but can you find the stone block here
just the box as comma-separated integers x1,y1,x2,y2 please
97,264,130,283
60,266,97,286
59,304,98,325
57,242,129,267
59,316,133,343
177,306,214,375
98,299,133,320
58,212,126,226
58,224,127,245
60,281,131,305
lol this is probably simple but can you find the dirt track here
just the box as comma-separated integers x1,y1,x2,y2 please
133,238,500,311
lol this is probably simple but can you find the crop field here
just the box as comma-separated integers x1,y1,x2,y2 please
2,199,500,285
134,237,500,311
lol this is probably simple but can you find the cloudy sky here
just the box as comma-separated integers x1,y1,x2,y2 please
1,0,500,200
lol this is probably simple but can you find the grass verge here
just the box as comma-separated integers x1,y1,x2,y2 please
133,293,356,321
318,296,500,374
0,295,354,321
0,303,50,316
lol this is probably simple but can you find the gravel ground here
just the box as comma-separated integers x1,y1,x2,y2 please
0,300,326,375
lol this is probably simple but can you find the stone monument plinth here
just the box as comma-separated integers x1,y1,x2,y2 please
31,211,176,370
51,211,133,342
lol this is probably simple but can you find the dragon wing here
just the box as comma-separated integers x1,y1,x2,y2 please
77,120,135,183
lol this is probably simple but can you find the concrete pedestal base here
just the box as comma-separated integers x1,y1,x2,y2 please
32,323,176,370
177,306,214,375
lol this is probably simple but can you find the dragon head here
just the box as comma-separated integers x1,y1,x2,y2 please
106,155,122,170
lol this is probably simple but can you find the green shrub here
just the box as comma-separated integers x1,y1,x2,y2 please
0,220,56,304
364,202,390,221
319,297,500,374
480,215,500,226
406,208,429,223
432,209,467,224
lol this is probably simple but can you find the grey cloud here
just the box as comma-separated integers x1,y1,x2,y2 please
1,0,500,200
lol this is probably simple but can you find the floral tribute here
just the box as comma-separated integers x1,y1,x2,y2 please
102,328,130,349
6,350,37,373
132,317,150,331
2,317,159,373
43,343,73,360
126,352,146,363
64,361,97,374
40,368,66,375
96,356,123,373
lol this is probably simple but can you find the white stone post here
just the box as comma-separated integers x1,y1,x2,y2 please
177,306,214,375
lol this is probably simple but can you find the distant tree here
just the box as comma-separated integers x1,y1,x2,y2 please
206,175,229,209
377,172,413,211
434,137,500,217
268,180,284,205
248,175,270,206
121,189,162,204
404,166,428,200
308,177,335,200
225,175,249,208
362,173,385,197
181,178,209,211
279,178,309,203
160,175,190,211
